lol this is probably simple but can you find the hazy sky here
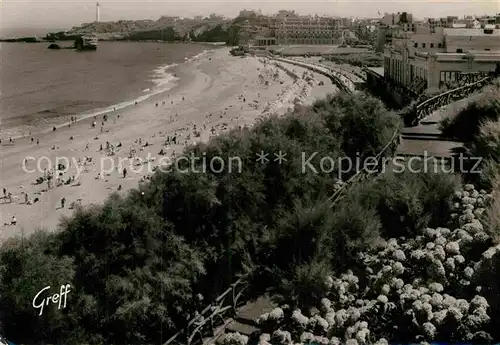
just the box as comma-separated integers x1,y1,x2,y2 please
1,0,499,31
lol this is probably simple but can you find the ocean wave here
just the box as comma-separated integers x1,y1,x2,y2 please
1,48,212,139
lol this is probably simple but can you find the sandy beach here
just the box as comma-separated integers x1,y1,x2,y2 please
0,47,336,240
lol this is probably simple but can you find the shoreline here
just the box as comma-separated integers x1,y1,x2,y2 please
1,47,216,141
0,49,336,240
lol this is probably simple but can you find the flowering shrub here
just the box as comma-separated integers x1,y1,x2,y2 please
217,183,497,344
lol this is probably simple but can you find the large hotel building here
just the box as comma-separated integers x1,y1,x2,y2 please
252,11,342,46
381,23,500,94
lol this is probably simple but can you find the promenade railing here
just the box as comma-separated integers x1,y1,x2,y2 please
163,277,248,345
411,76,493,126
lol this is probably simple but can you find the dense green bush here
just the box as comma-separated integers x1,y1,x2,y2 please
342,168,461,240
440,83,500,142
0,92,401,344
327,52,384,67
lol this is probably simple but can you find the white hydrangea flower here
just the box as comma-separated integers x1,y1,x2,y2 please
430,293,443,307
314,336,330,345
374,338,389,345
219,332,249,345
448,307,463,321
445,241,460,255
269,307,284,321
345,326,356,339
325,311,336,327
347,306,361,322
445,257,456,271
387,238,399,248
434,236,447,246
411,249,426,260
291,309,309,327
329,337,341,345
345,339,359,345
403,284,413,294
412,300,423,311
335,309,348,327
426,242,436,250
437,227,451,237
454,191,463,199
434,245,446,261
428,261,446,279
355,329,368,344
456,299,469,313
471,295,489,310
428,282,444,292
420,294,432,304
300,332,315,344
393,262,405,275
325,276,334,289
321,298,332,311
432,310,447,325
442,295,457,309
271,330,292,345
474,231,490,242
381,284,390,295
474,208,485,217
377,295,388,304
392,278,404,289
393,249,406,261
464,266,474,279
462,196,474,205
380,265,392,275
463,220,483,233
256,312,270,324
464,204,474,211
313,315,329,332
454,255,465,264
259,334,271,342
464,184,475,192
422,322,437,338
424,228,438,239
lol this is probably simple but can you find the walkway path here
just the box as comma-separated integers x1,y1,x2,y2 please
397,97,473,159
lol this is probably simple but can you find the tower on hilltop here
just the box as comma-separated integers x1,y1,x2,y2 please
96,2,100,22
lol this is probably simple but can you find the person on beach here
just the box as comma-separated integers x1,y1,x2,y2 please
10,216,17,225
24,193,28,204
53,126,56,131
37,139,39,145
123,167,127,179
3,188,6,198
31,138,34,144
9,137,13,144
61,197,66,209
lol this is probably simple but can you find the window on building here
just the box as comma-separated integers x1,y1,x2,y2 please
414,42,418,48
422,43,426,48
430,43,434,48
456,49,463,53
438,43,442,48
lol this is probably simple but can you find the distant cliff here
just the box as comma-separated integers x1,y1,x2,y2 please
42,15,269,45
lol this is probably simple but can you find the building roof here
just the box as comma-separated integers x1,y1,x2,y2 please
367,67,384,77
443,28,500,36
